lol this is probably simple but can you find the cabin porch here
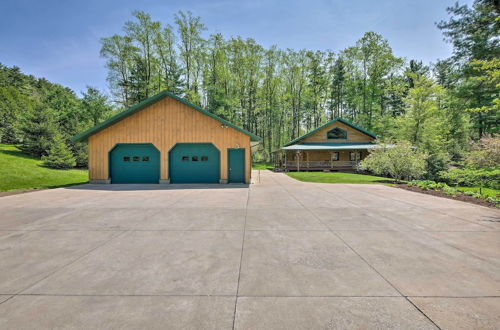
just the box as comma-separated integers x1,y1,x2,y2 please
273,149,369,172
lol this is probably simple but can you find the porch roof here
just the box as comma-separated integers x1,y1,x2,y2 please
278,142,388,151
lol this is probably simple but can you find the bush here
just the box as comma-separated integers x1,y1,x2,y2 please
361,141,428,181
465,135,500,168
440,167,500,190
486,196,500,206
42,134,76,169
463,191,482,198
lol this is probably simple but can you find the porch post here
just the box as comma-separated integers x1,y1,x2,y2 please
330,151,334,169
306,151,309,169
284,151,287,171
296,150,300,172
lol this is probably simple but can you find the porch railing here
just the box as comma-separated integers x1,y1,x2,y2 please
283,161,357,169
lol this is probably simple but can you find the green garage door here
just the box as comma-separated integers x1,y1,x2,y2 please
169,143,220,183
110,144,160,183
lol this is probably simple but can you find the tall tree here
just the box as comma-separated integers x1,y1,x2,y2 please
81,87,113,125
175,10,206,104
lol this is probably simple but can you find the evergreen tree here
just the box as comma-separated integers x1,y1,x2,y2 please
19,104,57,157
42,133,76,169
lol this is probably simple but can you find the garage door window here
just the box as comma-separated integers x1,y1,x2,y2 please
142,156,149,161
201,156,208,161
182,156,189,161
192,156,198,161
123,156,130,162
133,156,140,161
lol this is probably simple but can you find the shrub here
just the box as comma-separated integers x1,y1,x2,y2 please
361,141,428,181
463,191,482,198
465,135,500,168
42,134,76,169
486,196,500,206
440,167,500,190
407,180,460,196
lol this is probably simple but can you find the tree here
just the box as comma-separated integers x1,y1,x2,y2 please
437,0,499,63
100,35,137,107
397,75,451,177
175,10,206,104
19,104,58,157
329,56,346,119
437,0,500,138
0,86,32,143
153,24,183,94
42,134,76,169
361,142,428,181
81,87,113,125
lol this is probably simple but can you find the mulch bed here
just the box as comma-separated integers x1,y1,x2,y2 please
396,184,498,209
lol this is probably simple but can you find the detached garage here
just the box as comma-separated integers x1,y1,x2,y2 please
71,91,260,184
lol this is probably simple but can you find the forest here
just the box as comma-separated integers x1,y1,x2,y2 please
0,0,498,179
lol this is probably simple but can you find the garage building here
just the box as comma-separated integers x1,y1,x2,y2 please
72,91,260,184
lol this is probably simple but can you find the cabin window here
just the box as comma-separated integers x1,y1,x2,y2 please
142,156,149,162
332,152,340,161
327,127,347,140
201,156,208,161
182,156,189,161
192,156,198,161
132,156,140,161
349,152,361,161
123,156,130,162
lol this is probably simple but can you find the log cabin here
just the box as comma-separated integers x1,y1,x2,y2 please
273,118,378,171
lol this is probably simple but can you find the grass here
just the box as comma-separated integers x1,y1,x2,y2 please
456,186,499,198
286,171,393,184
0,144,88,192
252,162,274,170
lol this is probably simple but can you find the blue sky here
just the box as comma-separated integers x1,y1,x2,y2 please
0,0,473,96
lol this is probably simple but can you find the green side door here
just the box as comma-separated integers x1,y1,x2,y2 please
110,144,160,183
169,143,220,183
228,148,245,183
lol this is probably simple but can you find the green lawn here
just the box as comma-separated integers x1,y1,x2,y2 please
286,171,393,184
456,186,499,198
0,144,88,192
252,162,274,170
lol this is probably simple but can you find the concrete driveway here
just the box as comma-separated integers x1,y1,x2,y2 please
0,170,499,329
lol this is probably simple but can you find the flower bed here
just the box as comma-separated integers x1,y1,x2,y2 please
398,180,499,208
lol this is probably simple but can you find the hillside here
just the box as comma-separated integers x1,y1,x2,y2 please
0,144,88,192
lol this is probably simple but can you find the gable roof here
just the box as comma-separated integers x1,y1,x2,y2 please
71,91,261,142
284,118,377,146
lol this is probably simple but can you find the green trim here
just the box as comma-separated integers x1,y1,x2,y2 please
284,118,377,146
71,91,261,142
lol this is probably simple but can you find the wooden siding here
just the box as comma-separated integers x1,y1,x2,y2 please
300,121,374,144
88,96,251,183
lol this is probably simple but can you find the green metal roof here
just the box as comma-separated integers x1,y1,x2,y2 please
281,143,384,151
71,91,261,142
284,118,377,147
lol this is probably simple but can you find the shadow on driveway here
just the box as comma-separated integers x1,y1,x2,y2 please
63,183,250,191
